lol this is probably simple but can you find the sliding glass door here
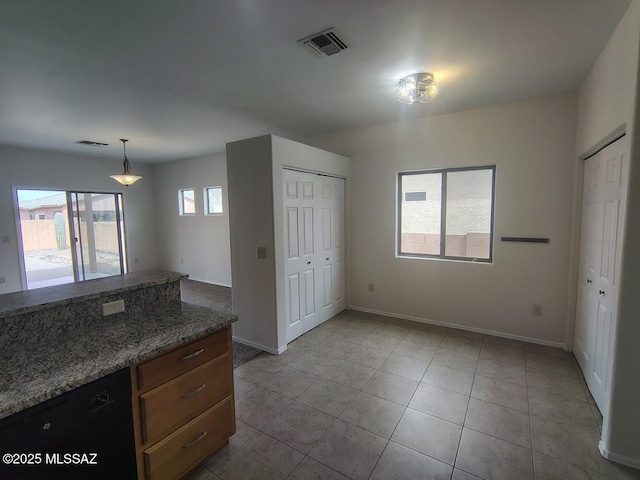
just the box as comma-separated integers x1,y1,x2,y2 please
16,189,127,290
68,192,127,282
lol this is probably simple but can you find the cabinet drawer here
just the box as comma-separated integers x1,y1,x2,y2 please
144,396,234,480
141,353,232,445
137,328,229,392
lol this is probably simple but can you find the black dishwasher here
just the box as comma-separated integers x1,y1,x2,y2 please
0,368,137,480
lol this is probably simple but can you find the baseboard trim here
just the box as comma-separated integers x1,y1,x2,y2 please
232,336,286,355
599,441,640,469
349,306,565,348
183,276,232,288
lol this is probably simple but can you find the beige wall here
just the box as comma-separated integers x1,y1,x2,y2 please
306,93,578,345
152,152,231,287
226,136,279,352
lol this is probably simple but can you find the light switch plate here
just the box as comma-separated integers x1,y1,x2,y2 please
103,299,125,316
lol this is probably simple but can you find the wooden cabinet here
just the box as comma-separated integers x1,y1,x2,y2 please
131,327,235,480
144,397,234,480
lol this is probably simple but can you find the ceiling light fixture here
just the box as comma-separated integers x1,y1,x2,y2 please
397,72,439,104
110,139,142,186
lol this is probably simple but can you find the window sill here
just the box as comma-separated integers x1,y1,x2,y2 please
395,254,493,265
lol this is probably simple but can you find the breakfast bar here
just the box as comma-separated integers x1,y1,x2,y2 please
0,270,237,480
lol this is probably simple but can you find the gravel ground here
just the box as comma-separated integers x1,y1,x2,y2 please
25,248,122,277
25,248,120,267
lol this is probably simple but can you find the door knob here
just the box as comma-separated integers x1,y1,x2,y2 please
326,257,330,261
586,279,592,284
599,290,605,296
307,261,311,265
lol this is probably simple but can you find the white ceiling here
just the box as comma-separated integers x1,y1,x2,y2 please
0,0,632,163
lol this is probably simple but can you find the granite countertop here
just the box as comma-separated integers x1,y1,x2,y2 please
0,269,187,319
0,301,237,420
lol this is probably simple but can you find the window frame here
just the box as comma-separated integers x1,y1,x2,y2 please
203,186,223,216
397,165,496,263
178,188,196,216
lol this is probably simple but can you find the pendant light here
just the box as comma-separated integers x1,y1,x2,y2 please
110,139,142,186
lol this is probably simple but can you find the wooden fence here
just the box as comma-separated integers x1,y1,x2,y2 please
20,220,120,252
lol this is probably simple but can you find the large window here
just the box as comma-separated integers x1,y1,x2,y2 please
398,166,495,262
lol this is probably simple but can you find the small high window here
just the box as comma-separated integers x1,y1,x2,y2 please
178,189,195,215
204,187,223,215
405,192,427,202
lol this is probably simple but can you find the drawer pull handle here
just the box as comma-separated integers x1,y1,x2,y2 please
182,384,206,399
183,431,207,449
180,348,205,361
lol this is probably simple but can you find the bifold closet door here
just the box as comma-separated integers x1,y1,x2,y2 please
284,170,319,342
331,177,346,315
316,175,346,326
284,169,346,343
574,137,627,413
574,159,598,376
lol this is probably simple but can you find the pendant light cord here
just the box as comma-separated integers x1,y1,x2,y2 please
120,139,131,174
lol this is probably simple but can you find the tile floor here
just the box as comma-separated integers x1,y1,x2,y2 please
187,310,640,480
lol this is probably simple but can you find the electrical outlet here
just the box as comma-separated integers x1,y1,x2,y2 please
102,299,125,316
2,235,9,244
369,283,375,292
0,276,5,284
256,247,267,259
533,304,542,316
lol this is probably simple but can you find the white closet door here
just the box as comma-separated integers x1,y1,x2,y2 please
574,137,627,413
574,159,598,372
318,176,335,325
284,170,346,342
590,142,625,407
332,177,346,313
284,170,319,341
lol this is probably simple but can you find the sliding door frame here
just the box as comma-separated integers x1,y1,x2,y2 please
67,191,127,282
12,186,128,290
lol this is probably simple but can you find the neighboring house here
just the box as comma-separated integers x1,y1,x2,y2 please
18,193,66,220
18,192,122,252
19,192,119,221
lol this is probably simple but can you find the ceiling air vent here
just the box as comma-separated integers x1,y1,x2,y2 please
298,28,347,57
75,140,109,147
